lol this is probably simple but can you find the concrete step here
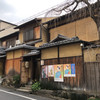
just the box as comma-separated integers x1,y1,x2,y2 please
17,85,32,92
17,88,32,93
19,86,31,90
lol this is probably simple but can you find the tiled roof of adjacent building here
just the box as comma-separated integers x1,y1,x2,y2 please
23,50,40,57
5,44,38,52
0,20,19,38
39,34,91,49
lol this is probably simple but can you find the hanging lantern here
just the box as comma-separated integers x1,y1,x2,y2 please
25,61,29,68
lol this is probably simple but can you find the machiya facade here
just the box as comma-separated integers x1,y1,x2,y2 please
39,1,100,93
0,1,100,94
4,17,53,84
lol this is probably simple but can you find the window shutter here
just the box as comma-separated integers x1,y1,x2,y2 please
25,31,29,41
29,29,33,40
23,28,34,42
23,31,26,42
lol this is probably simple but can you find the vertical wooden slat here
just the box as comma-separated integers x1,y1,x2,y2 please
43,56,83,90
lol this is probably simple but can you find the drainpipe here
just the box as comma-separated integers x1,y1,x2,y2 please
80,43,85,90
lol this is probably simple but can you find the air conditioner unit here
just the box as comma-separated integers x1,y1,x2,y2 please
16,40,20,45
9,45,12,48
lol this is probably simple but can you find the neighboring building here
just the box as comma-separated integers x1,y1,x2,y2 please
0,20,19,48
0,20,19,77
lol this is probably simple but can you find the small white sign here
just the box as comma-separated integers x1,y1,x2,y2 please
41,60,44,66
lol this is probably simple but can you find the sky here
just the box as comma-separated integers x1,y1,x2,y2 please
0,0,65,24
0,0,97,25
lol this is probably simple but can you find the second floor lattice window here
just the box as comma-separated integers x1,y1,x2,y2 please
23,26,40,42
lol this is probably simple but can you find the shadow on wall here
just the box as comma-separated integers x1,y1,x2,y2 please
7,69,20,76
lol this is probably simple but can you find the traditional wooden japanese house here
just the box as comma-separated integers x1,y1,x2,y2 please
39,34,90,90
39,1,100,93
14,17,53,83
5,44,37,83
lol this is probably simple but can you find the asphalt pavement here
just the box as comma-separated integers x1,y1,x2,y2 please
0,86,53,100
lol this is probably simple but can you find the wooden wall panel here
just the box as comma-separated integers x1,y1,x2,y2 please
42,56,83,89
5,60,13,75
14,50,22,58
7,51,13,59
41,47,58,59
59,43,82,57
14,58,21,74
84,62,100,93
50,17,99,42
34,26,40,39
5,58,21,75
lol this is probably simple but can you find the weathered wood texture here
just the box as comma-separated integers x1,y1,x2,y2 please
21,61,29,83
5,58,21,75
0,59,5,75
42,56,84,90
84,62,100,93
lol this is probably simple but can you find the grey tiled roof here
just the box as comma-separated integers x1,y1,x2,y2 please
50,34,71,43
5,44,38,52
40,36,90,49
26,39,42,45
0,55,6,58
0,47,6,54
23,50,40,57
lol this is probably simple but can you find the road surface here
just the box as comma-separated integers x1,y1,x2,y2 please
0,86,53,100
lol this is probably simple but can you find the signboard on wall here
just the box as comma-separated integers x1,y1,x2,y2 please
41,64,75,81
64,64,71,77
41,66,48,78
48,65,54,77
54,64,64,82
64,64,75,77
71,64,75,77
41,60,44,66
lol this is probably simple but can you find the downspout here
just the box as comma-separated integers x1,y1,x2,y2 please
58,46,60,64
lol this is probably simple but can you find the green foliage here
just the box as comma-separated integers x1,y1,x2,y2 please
71,93,87,100
31,82,41,92
40,81,61,90
88,99,100,100
13,75,20,88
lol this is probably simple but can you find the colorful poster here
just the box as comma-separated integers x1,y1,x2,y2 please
42,66,48,78
48,65,54,77
71,64,75,77
64,64,75,77
64,64,71,77
54,64,64,82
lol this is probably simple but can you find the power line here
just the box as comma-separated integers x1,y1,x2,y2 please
16,0,68,25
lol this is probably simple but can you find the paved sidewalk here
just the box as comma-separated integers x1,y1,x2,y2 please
0,85,68,100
